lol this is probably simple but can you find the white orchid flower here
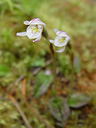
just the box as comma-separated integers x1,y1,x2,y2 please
50,29,70,53
16,18,46,42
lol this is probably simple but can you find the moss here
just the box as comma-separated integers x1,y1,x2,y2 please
0,0,96,127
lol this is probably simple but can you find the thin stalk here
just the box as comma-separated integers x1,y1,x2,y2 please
68,44,74,98
52,52,57,97
69,58,74,98
46,38,57,97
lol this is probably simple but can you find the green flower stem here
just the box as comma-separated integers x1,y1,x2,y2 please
68,43,74,98
69,56,74,98
46,38,57,97
52,51,57,97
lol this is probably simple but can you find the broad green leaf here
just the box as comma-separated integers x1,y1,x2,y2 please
48,97,70,127
34,71,53,98
73,56,82,74
0,64,10,76
68,93,92,108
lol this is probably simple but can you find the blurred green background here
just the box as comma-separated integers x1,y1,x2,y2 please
0,0,96,128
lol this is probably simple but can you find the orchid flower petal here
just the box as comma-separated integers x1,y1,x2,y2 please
57,31,67,37
23,21,30,25
33,35,42,42
56,47,65,53
29,18,46,26
54,28,59,33
49,39,55,44
66,36,71,41
16,32,26,36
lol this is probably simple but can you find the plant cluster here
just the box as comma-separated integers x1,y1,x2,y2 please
16,18,91,127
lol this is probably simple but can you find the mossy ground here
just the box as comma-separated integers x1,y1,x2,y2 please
0,0,96,128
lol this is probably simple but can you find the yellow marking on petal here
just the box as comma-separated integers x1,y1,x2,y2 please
59,38,65,43
31,28,39,33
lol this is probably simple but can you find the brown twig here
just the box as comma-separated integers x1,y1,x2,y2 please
8,94,32,128
22,78,52,128
10,76,25,95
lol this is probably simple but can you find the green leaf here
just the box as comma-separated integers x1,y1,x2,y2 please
0,64,10,76
73,56,82,74
34,71,53,98
48,97,70,127
68,93,92,108
33,58,45,67
5,0,13,11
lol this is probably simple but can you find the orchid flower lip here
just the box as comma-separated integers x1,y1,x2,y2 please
33,35,42,42
26,25,43,39
56,46,65,53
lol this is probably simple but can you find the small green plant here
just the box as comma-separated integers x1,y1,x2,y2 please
16,17,92,127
